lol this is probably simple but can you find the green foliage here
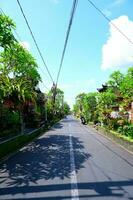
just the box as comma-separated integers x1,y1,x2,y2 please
63,102,70,115
108,70,124,88
0,14,16,48
0,109,20,137
74,67,133,139
118,124,133,138
97,91,116,125
0,12,70,139
47,88,69,118
0,74,11,100
73,92,98,122
0,43,41,83
0,13,41,134
120,67,133,100
83,93,97,122
7,111,19,125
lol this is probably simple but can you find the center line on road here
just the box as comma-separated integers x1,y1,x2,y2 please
69,123,79,200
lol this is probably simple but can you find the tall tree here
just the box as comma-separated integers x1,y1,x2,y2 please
0,14,16,48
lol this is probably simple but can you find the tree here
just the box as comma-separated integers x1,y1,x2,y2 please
83,93,97,122
97,91,116,126
107,70,124,89
120,67,133,102
0,43,41,82
75,93,86,116
63,102,70,115
47,88,64,116
0,14,16,48
0,42,41,133
0,13,71,135
73,92,97,122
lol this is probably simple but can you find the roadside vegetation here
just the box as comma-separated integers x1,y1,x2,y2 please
73,68,133,140
0,14,70,143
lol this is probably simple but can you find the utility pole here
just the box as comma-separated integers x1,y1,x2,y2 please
45,102,47,123
51,83,57,114
45,95,48,123
61,95,64,116
51,83,57,104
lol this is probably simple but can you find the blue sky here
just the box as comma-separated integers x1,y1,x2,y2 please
1,0,133,107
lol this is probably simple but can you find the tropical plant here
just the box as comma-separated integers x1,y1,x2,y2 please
0,14,16,48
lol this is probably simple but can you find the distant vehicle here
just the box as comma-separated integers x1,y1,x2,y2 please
80,116,86,125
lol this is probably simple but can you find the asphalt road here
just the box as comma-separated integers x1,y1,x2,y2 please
0,115,133,200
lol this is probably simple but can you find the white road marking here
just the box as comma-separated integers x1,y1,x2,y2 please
69,123,79,200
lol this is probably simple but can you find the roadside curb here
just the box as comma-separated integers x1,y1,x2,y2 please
0,126,44,145
87,125,133,155
0,125,45,165
0,119,61,164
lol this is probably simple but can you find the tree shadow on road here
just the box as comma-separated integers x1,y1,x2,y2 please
0,180,133,199
0,134,90,186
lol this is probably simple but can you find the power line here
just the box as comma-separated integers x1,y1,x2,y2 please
16,0,54,83
87,0,133,45
13,30,22,42
56,0,78,86
0,7,23,42
40,82,49,91
0,7,50,92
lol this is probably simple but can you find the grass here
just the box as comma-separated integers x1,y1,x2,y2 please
0,127,20,138
110,130,133,142
99,126,133,142
95,125,133,152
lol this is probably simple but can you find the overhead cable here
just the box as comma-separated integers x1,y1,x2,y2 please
87,0,133,45
0,7,23,42
56,0,78,86
0,7,50,91
16,0,54,83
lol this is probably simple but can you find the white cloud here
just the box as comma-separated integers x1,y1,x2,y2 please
59,83,76,90
59,79,96,109
59,79,95,91
85,79,96,87
103,9,112,17
19,41,30,51
103,0,126,17
101,15,133,70
50,0,60,4
113,0,125,6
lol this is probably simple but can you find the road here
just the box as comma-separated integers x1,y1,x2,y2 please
0,115,133,200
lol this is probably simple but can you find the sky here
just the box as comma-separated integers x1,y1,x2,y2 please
0,0,133,108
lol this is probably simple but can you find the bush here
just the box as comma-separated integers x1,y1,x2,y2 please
118,124,133,138
0,110,20,137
